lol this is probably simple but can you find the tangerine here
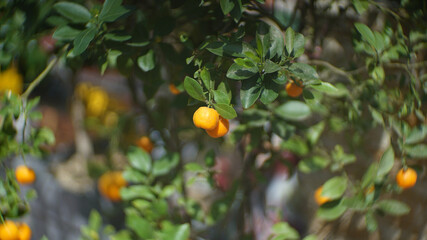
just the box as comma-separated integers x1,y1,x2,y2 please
286,80,303,97
0,220,18,240
137,136,154,153
396,167,417,189
193,107,219,130
314,186,331,205
15,165,36,184
17,223,31,240
206,116,229,138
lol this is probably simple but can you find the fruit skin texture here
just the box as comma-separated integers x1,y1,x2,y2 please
193,107,219,130
396,168,417,189
314,186,331,205
15,165,36,184
98,171,127,202
286,80,303,97
137,136,154,153
206,116,229,138
17,223,31,240
0,220,19,240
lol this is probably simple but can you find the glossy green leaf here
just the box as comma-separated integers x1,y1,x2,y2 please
377,147,394,178
200,68,213,89
306,121,325,145
99,0,130,22
309,81,338,95
53,2,91,23
264,60,281,74
275,101,311,121
288,63,319,80
213,89,231,104
126,214,153,238
317,201,347,220
365,211,378,232
205,41,257,58
260,79,280,104
268,23,284,58
321,176,347,199
184,76,206,101
120,186,155,200
53,26,81,40
73,26,97,55
220,0,234,15
355,23,376,48
377,200,410,216
404,144,427,158
213,103,237,119
405,125,427,144
127,146,151,173
152,153,180,176
240,76,262,108
226,63,257,80
137,50,155,72
293,33,305,58
285,27,295,56
271,222,300,240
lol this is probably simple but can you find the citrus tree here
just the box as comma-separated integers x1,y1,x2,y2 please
0,0,426,239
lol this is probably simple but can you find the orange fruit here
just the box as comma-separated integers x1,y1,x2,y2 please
285,80,303,97
0,220,19,240
15,165,36,184
137,136,154,153
169,84,181,95
193,107,219,130
206,116,229,138
0,66,23,95
17,223,31,240
314,186,331,205
396,167,417,189
98,171,127,202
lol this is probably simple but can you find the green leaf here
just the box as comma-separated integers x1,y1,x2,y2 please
268,24,284,58
99,0,130,22
137,50,155,72
213,89,231,104
152,153,180,176
298,156,330,173
220,0,234,15
303,235,318,240
405,125,427,144
260,79,280,104
200,68,213,89
256,21,271,58
354,23,376,48
271,119,295,140
205,150,216,167
126,214,153,239
309,81,338,95
321,176,347,199
88,210,102,230
271,222,300,240
377,147,394,178
306,121,325,145
53,26,81,40
293,33,305,58
361,163,378,189
205,41,257,58
163,224,190,240
230,0,242,23
352,0,369,14
317,201,347,220
275,101,311,121
184,76,206,101
365,211,378,232
73,26,97,55
226,63,257,80
288,63,319,80
120,186,155,200
240,75,262,108
185,163,204,172
374,31,385,52
127,146,151,173
123,168,147,183
264,60,281,74
404,144,427,158
213,103,237,119
53,2,91,23
377,200,410,216
285,27,295,56
282,137,309,155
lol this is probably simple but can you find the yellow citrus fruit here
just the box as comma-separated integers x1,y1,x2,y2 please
193,107,219,130
17,223,31,240
75,83,91,100
314,186,331,205
86,87,109,117
0,66,23,95
169,84,181,95
137,136,154,153
0,220,19,240
396,167,417,189
98,171,127,202
285,80,303,97
15,165,36,184
206,116,229,138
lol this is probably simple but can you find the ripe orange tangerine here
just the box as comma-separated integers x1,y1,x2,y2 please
137,136,154,153
193,107,219,130
15,165,36,184
98,171,127,202
396,167,417,189
286,80,303,97
169,84,181,95
314,186,331,205
17,223,31,240
206,116,229,138
0,220,19,240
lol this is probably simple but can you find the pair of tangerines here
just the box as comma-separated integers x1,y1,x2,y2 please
98,171,127,202
0,221,31,240
314,167,418,205
193,107,229,138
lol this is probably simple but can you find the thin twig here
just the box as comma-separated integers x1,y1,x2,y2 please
21,57,58,100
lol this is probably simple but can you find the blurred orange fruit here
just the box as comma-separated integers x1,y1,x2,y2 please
86,87,109,117
0,66,23,95
193,107,219,130
137,136,154,153
98,171,127,202
169,84,181,95
206,116,229,138
15,165,36,184
0,220,19,240
396,167,417,189
17,223,31,240
286,80,303,97
314,186,331,205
